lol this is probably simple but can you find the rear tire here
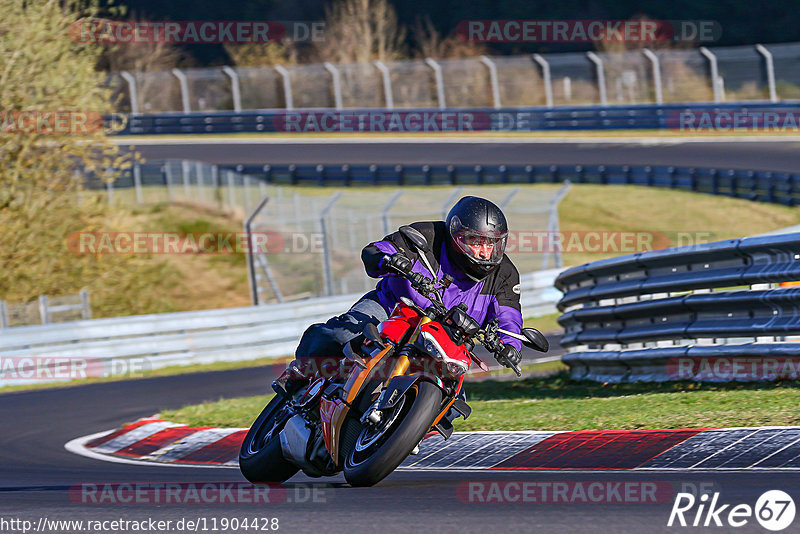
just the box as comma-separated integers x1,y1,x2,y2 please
239,395,299,483
343,380,442,487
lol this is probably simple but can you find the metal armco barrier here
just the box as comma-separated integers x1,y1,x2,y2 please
111,101,800,135
556,232,800,382
100,161,800,207
0,269,562,387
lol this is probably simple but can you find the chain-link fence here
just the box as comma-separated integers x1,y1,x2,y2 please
110,42,800,113
245,185,566,303
84,161,568,304
1,290,91,328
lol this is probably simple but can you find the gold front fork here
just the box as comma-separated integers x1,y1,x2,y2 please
388,353,409,379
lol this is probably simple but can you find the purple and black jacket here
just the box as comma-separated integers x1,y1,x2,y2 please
360,221,524,351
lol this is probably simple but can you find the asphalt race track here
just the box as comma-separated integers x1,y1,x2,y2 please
3,340,799,533
122,138,800,173
6,138,800,533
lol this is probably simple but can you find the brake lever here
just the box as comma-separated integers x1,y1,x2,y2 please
495,352,522,377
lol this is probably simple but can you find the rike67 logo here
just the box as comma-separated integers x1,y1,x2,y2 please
668,490,795,531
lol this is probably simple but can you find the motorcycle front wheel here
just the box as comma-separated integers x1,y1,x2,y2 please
343,380,442,487
239,395,299,483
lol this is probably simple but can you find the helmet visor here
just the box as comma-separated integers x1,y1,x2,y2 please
452,229,507,265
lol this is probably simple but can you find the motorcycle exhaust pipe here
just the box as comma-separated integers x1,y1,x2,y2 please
279,415,313,467
279,414,329,477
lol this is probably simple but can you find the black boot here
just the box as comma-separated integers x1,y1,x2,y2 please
272,360,313,398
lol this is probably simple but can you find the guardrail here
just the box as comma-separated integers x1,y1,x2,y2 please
113,101,800,135
96,160,800,208
555,232,800,383
0,269,562,387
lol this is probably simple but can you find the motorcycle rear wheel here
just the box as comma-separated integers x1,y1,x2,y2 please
343,380,442,487
239,395,299,483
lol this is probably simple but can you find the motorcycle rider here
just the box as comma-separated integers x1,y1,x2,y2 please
281,195,524,397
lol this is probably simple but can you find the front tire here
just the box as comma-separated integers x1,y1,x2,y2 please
239,395,299,483
343,380,442,487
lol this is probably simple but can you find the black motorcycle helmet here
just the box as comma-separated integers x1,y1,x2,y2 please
445,196,509,281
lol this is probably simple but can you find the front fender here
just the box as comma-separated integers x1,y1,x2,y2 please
377,373,444,410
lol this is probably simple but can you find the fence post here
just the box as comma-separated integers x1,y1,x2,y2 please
80,289,91,320
586,52,608,106
226,170,235,210
221,66,242,112
181,160,191,199
164,162,175,202
381,191,403,236
119,71,139,115
274,65,294,110
244,196,278,305
532,54,554,108
323,62,343,110
133,163,143,204
699,47,721,103
374,60,394,109
38,295,49,325
755,44,778,103
499,187,519,208
195,162,205,202
425,58,446,109
642,49,663,104
319,193,342,296
171,68,191,113
480,56,502,109
0,300,8,329
211,165,220,209
543,180,572,270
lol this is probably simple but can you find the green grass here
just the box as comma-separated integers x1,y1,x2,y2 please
159,371,800,431
523,312,561,334
558,185,800,267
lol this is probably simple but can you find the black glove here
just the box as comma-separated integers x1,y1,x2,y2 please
495,344,522,368
381,253,412,274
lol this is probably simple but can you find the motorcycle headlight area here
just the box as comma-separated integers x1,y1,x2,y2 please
418,331,469,376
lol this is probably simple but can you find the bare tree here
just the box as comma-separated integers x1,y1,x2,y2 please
314,0,406,64
412,16,487,59
224,42,298,67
